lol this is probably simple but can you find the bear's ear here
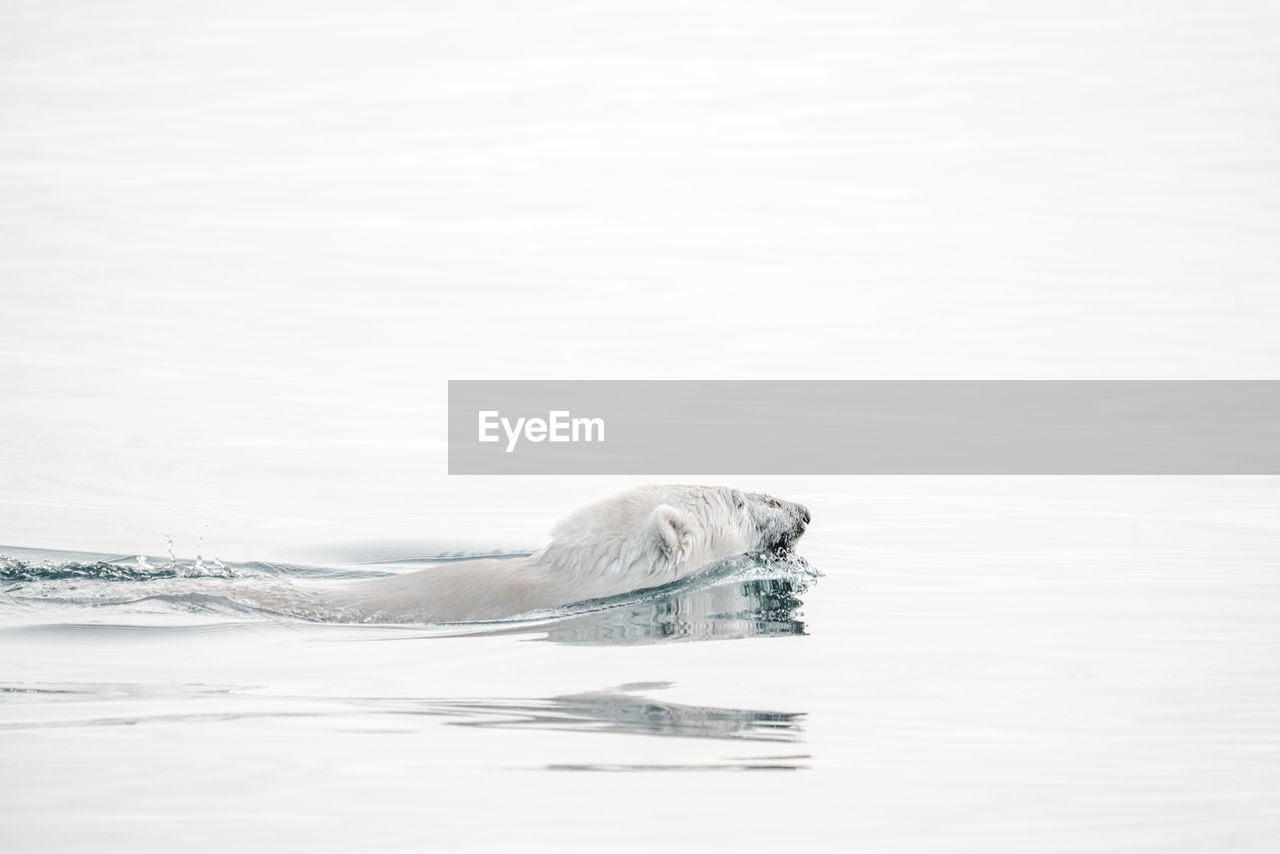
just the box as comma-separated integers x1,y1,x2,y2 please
649,504,695,567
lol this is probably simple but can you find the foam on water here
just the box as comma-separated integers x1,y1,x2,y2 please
0,546,820,644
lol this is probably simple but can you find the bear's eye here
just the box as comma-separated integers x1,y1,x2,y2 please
736,500,744,509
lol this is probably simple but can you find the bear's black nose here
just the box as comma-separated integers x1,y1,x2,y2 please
799,505,811,525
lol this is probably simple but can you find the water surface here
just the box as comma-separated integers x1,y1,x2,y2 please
3,478,1278,852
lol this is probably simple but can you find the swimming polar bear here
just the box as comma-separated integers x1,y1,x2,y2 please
329,484,810,623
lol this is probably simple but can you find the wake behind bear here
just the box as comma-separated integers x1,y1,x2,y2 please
322,484,810,623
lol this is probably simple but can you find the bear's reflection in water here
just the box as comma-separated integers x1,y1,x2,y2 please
486,574,811,645
401,681,808,771
415,681,803,743
386,560,815,768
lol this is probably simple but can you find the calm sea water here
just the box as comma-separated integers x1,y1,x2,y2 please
3,477,1278,852
4,0,1280,850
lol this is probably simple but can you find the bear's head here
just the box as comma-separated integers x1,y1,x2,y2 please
544,484,810,582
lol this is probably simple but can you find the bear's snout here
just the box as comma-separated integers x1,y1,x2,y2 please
770,500,810,550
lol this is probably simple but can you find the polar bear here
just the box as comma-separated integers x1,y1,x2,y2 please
328,484,810,623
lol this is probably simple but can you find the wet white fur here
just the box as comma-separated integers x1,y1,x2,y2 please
329,484,809,623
